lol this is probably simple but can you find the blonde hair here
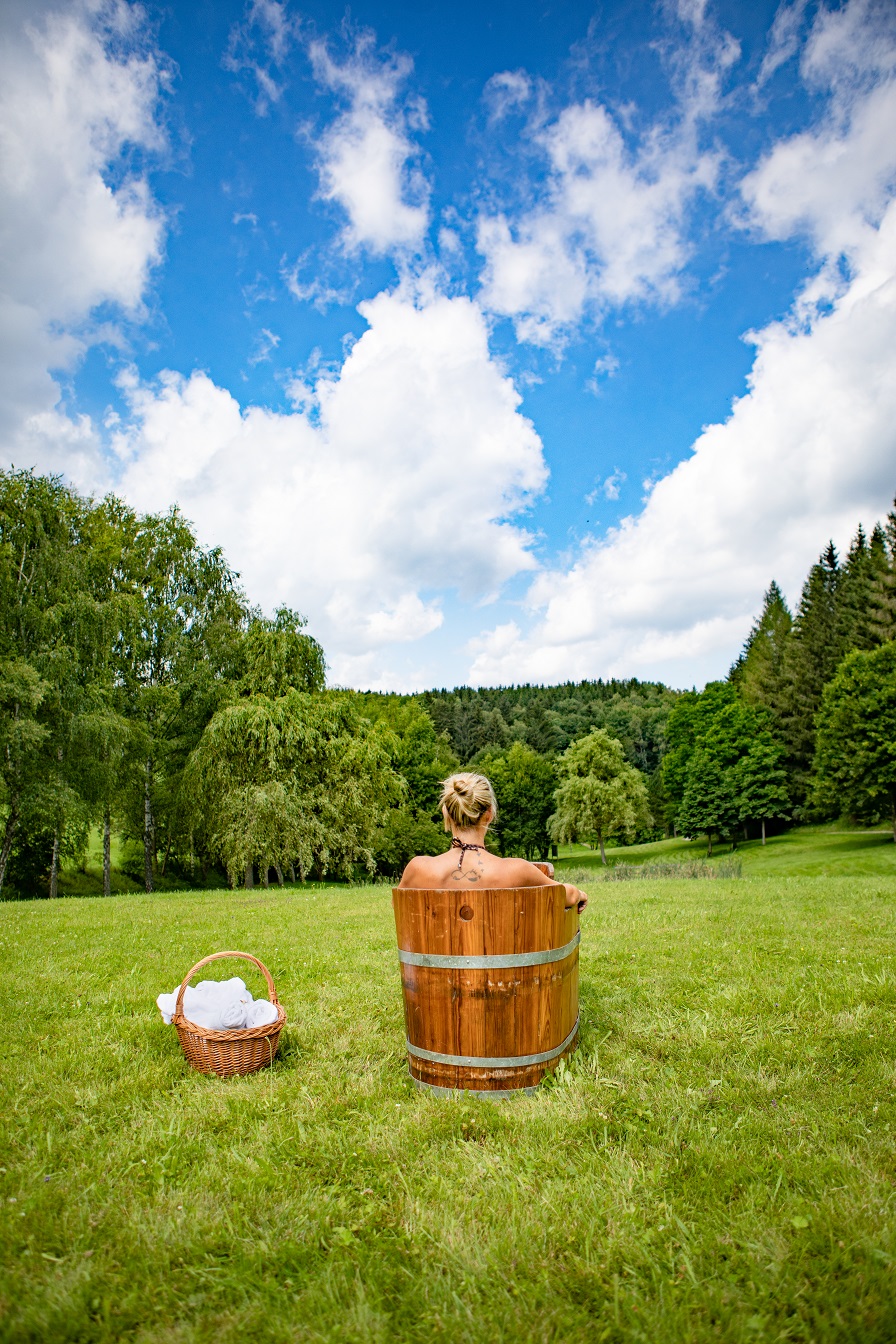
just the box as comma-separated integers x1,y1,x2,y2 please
439,773,497,829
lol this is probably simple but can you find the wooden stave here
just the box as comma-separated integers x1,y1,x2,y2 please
393,885,579,1093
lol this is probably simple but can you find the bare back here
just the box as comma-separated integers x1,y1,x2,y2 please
399,845,579,904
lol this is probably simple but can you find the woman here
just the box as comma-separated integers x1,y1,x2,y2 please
399,772,588,911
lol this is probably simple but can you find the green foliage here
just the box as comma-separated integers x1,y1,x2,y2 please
2,879,896,1340
661,681,737,815
185,691,402,884
238,607,326,698
814,642,896,839
677,748,740,856
550,728,651,864
734,741,791,836
423,679,678,768
731,579,792,717
474,740,557,859
369,807,446,878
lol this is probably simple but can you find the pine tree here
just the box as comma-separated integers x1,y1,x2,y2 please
837,523,885,652
814,643,896,840
732,580,792,727
781,543,844,802
868,501,896,646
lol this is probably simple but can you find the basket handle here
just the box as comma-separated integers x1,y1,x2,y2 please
174,950,280,1020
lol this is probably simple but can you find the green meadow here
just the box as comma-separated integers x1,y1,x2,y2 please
2,844,896,1342
556,822,896,880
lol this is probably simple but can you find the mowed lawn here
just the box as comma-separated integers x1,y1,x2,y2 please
1,875,895,1343
557,824,896,879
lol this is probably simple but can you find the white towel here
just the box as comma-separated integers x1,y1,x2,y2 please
220,998,249,1030
194,977,250,1001
156,979,254,1030
247,999,279,1027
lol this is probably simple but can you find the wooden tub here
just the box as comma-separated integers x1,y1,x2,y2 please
392,884,579,1097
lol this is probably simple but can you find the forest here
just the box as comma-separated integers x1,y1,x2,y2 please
1,466,894,897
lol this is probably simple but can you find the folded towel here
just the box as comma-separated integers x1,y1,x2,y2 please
220,999,249,1030
157,977,271,1030
194,977,250,1001
247,998,279,1028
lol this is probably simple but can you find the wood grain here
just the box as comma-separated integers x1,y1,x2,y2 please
392,885,579,1093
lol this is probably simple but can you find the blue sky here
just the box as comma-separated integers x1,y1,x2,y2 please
2,0,895,689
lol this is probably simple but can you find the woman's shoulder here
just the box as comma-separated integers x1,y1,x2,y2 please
489,855,554,886
398,854,446,888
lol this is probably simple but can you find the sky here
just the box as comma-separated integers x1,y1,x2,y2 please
1,0,895,692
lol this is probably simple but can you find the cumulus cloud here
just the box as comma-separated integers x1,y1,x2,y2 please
307,30,429,255
468,0,896,688
475,8,743,346
0,0,167,458
99,285,546,681
742,1,896,261
477,98,717,345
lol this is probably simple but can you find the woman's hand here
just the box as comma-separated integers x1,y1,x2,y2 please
564,884,588,913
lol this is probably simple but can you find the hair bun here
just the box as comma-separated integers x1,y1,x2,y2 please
439,773,497,828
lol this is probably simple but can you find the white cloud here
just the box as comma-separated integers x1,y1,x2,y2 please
94,285,547,679
757,0,809,86
467,0,896,689
477,97,717,345
601,469,627,501
743,0,896,260
307,31,429,256
223,0,301,115
0,0,167,457
483,70,532,121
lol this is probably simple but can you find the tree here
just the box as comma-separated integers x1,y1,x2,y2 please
677,750,739,857
0,471,92,896
780,543,845,800
116,507,247,891
731,580,792,723
733,742,791,844
661,681,737,822
868,502,896,646
813,642,896,841
475,740,557,860
550,729,651,865
185,691,402,885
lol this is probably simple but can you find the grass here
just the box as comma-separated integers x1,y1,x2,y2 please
556,822,896,879
2,873,896,1342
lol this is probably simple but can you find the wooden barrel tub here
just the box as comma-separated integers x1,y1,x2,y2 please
392,884,579,1097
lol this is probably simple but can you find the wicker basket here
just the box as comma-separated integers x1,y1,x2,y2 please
172,950,286,1077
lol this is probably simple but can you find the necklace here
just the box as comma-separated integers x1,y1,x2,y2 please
450,837,486,870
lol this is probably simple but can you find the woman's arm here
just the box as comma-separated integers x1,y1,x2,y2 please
502,858,588,911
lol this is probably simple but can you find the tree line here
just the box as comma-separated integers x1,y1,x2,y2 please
2,468,893,896
660,506,896,852
0,470,397,898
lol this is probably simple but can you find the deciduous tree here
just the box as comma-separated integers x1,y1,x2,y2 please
550,729,650,865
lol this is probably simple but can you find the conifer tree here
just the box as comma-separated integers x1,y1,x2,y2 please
814,642,896,840
732,581,792,725
780,543,844,801
868,501,896,646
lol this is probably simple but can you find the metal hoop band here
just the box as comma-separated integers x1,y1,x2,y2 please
406,1017,579,1070
398,930,580,971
